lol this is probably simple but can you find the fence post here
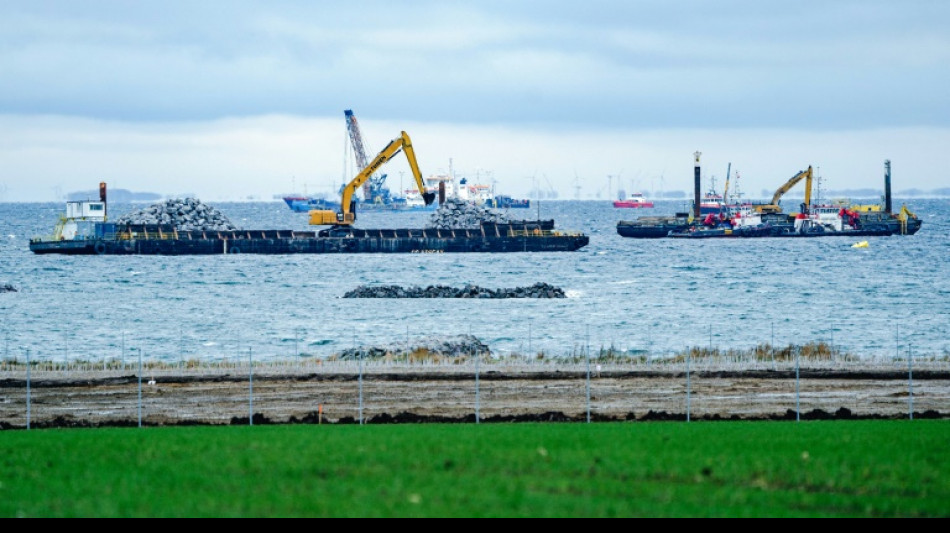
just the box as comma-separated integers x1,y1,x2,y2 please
528,322,532,356
137,348,143,428
771,322,776,371
586,325,591,424
896,322,900,364
475,345,480,425
358,348,364,426
908,345,914,421
249,347,254,426
795,346,800,423
686,350,691,423
830,324,835,364
26,348,31,431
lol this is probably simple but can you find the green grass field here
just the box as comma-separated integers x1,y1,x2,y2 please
0,421,947,517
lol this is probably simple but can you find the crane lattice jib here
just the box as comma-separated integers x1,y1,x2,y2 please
344,110,388,202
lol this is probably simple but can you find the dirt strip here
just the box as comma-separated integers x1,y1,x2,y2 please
1,368,947,428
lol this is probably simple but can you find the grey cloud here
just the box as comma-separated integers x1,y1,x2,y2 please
0,1,947,128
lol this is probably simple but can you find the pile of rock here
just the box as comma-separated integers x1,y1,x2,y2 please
343,282,566,299
426,198,510,230
0,283,17,293
336,334,491,361
114,199,239,232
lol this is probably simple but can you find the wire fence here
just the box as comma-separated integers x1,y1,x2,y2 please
1,343,947,430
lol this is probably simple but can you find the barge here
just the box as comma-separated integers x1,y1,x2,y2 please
30,221,589,255
29,195,589,255
617,213,691,238
618,156,922,239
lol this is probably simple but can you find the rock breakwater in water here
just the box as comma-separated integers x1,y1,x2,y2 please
343,282,566,299
114,198,238,231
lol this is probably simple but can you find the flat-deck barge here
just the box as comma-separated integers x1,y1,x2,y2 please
30,220,590,255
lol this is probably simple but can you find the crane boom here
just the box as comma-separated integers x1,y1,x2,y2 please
723,162,731,204
755,166,813,214
345,109,387,203
309,131,436,226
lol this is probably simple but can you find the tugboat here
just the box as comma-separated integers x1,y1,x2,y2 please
668,204,772,238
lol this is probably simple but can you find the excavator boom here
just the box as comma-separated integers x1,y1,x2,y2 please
755,166,813,214
309,131,436,226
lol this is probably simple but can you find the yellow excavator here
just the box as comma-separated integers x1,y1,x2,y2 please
309,131,436,226
754,166,813,214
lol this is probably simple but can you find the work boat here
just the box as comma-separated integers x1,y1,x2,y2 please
613,192,654,208
777,204,894,237
668,204,771,238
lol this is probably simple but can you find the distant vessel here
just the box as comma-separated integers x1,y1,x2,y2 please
613,191,654,208
283,196,341,213
489,195,530,209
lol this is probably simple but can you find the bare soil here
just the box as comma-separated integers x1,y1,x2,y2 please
1,366,948,429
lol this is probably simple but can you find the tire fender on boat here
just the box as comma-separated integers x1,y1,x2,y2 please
94,241,107,255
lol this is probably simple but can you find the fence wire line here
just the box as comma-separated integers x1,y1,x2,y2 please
3,346,947,429
2,317,947,369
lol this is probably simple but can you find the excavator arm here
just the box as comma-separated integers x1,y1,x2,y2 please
755,166,813,214
309,131,436,226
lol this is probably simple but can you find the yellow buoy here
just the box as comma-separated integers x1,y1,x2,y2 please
851,240,869,249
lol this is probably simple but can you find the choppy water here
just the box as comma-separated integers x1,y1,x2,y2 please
1,198,948,364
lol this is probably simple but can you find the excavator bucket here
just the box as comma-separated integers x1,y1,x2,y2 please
423,191,436,205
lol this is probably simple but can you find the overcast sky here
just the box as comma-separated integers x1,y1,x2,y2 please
1,0,948,202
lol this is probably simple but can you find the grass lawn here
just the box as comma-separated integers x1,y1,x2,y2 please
0,420,947,517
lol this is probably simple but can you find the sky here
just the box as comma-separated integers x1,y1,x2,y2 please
0,0,948,202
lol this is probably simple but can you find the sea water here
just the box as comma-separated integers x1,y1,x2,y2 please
0,199,947,364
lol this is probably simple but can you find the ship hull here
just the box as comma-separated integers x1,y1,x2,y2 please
618,214,922,239
668,225,773,238
30,223,589,255
617,216,690,238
